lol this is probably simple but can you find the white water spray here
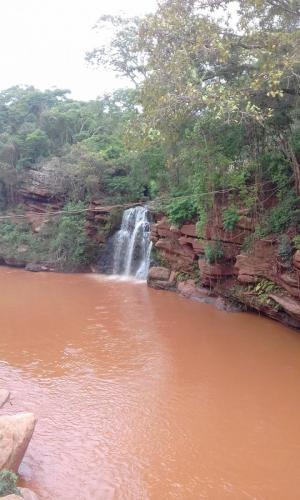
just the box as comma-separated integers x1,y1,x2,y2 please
112,206,152,279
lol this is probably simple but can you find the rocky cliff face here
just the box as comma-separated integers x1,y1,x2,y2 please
0,161,124,271
149,205,300,329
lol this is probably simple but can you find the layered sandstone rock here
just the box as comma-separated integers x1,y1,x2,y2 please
147,266,175,290
0,413,37,473
235,254,274,283
269,294,300,322
198,259,237,285
148,266,170,281
149,208,300,328
19,159,66,203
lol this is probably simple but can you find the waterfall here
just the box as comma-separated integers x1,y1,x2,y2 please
112,206,152,279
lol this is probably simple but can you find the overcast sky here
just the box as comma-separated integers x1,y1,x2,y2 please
0,0,157,101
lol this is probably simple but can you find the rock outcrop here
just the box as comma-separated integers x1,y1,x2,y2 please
1,495,21,499
25,263,49,273
0,413,37,473
147,266,176,290
19,159,67,203
1,490,39,500
149,205,300,328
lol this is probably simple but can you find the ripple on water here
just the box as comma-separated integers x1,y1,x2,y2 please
0,269,300,499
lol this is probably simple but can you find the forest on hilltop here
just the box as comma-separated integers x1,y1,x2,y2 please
0,0,299,269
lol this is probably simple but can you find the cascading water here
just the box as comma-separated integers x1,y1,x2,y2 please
112,206,152,279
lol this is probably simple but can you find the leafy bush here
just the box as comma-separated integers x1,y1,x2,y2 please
252,279,282,308
166,197,198,225
49,201,98,271
196,211,208,238
0,202,98,271
0,470,19,497
293,235,300,250
176,271,190,282
204,241,224,264
258,192,300,235
0,220,36,260
223,206,240,231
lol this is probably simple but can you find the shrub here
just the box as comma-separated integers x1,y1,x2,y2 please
0,470,19,497
223,206,240,231
258,192,300,236
176,271,190,282
0,220,36,260
252,279,282,309
0,202,98,271
196,211,208,238
204,241,224,264
166,197,198,225
293,235,300,250
49,201,98,271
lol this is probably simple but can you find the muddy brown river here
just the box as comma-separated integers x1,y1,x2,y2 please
0,267,300,499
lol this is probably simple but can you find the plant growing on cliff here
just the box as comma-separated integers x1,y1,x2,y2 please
176,271,191,282
196,211,208,238
204,241,224,264
256,192,300,236
0,220,36,260
49,201,98,271
0,470,20,497
251,279,282,309
166,196,198,226
293,235,300,251
223,207,240,231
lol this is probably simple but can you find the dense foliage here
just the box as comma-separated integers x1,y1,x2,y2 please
0,86,165,207
89,0,299,234
0,202,98,271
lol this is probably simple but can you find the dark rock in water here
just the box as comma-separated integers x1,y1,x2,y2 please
147,266,176,290
97,236,115,274
4,258,26,268
148,266,170,281
25,263,49,272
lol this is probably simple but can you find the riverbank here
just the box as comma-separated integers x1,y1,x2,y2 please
147,207,300,330
1,190,300,329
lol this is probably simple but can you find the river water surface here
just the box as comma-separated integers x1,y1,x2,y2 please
0,267,300,499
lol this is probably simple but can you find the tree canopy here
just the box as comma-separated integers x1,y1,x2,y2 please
88,0,299,232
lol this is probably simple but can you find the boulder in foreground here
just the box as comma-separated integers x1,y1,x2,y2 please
1,493,39,500
0,413,37,473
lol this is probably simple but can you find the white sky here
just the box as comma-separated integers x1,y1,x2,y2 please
0,0,157,101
